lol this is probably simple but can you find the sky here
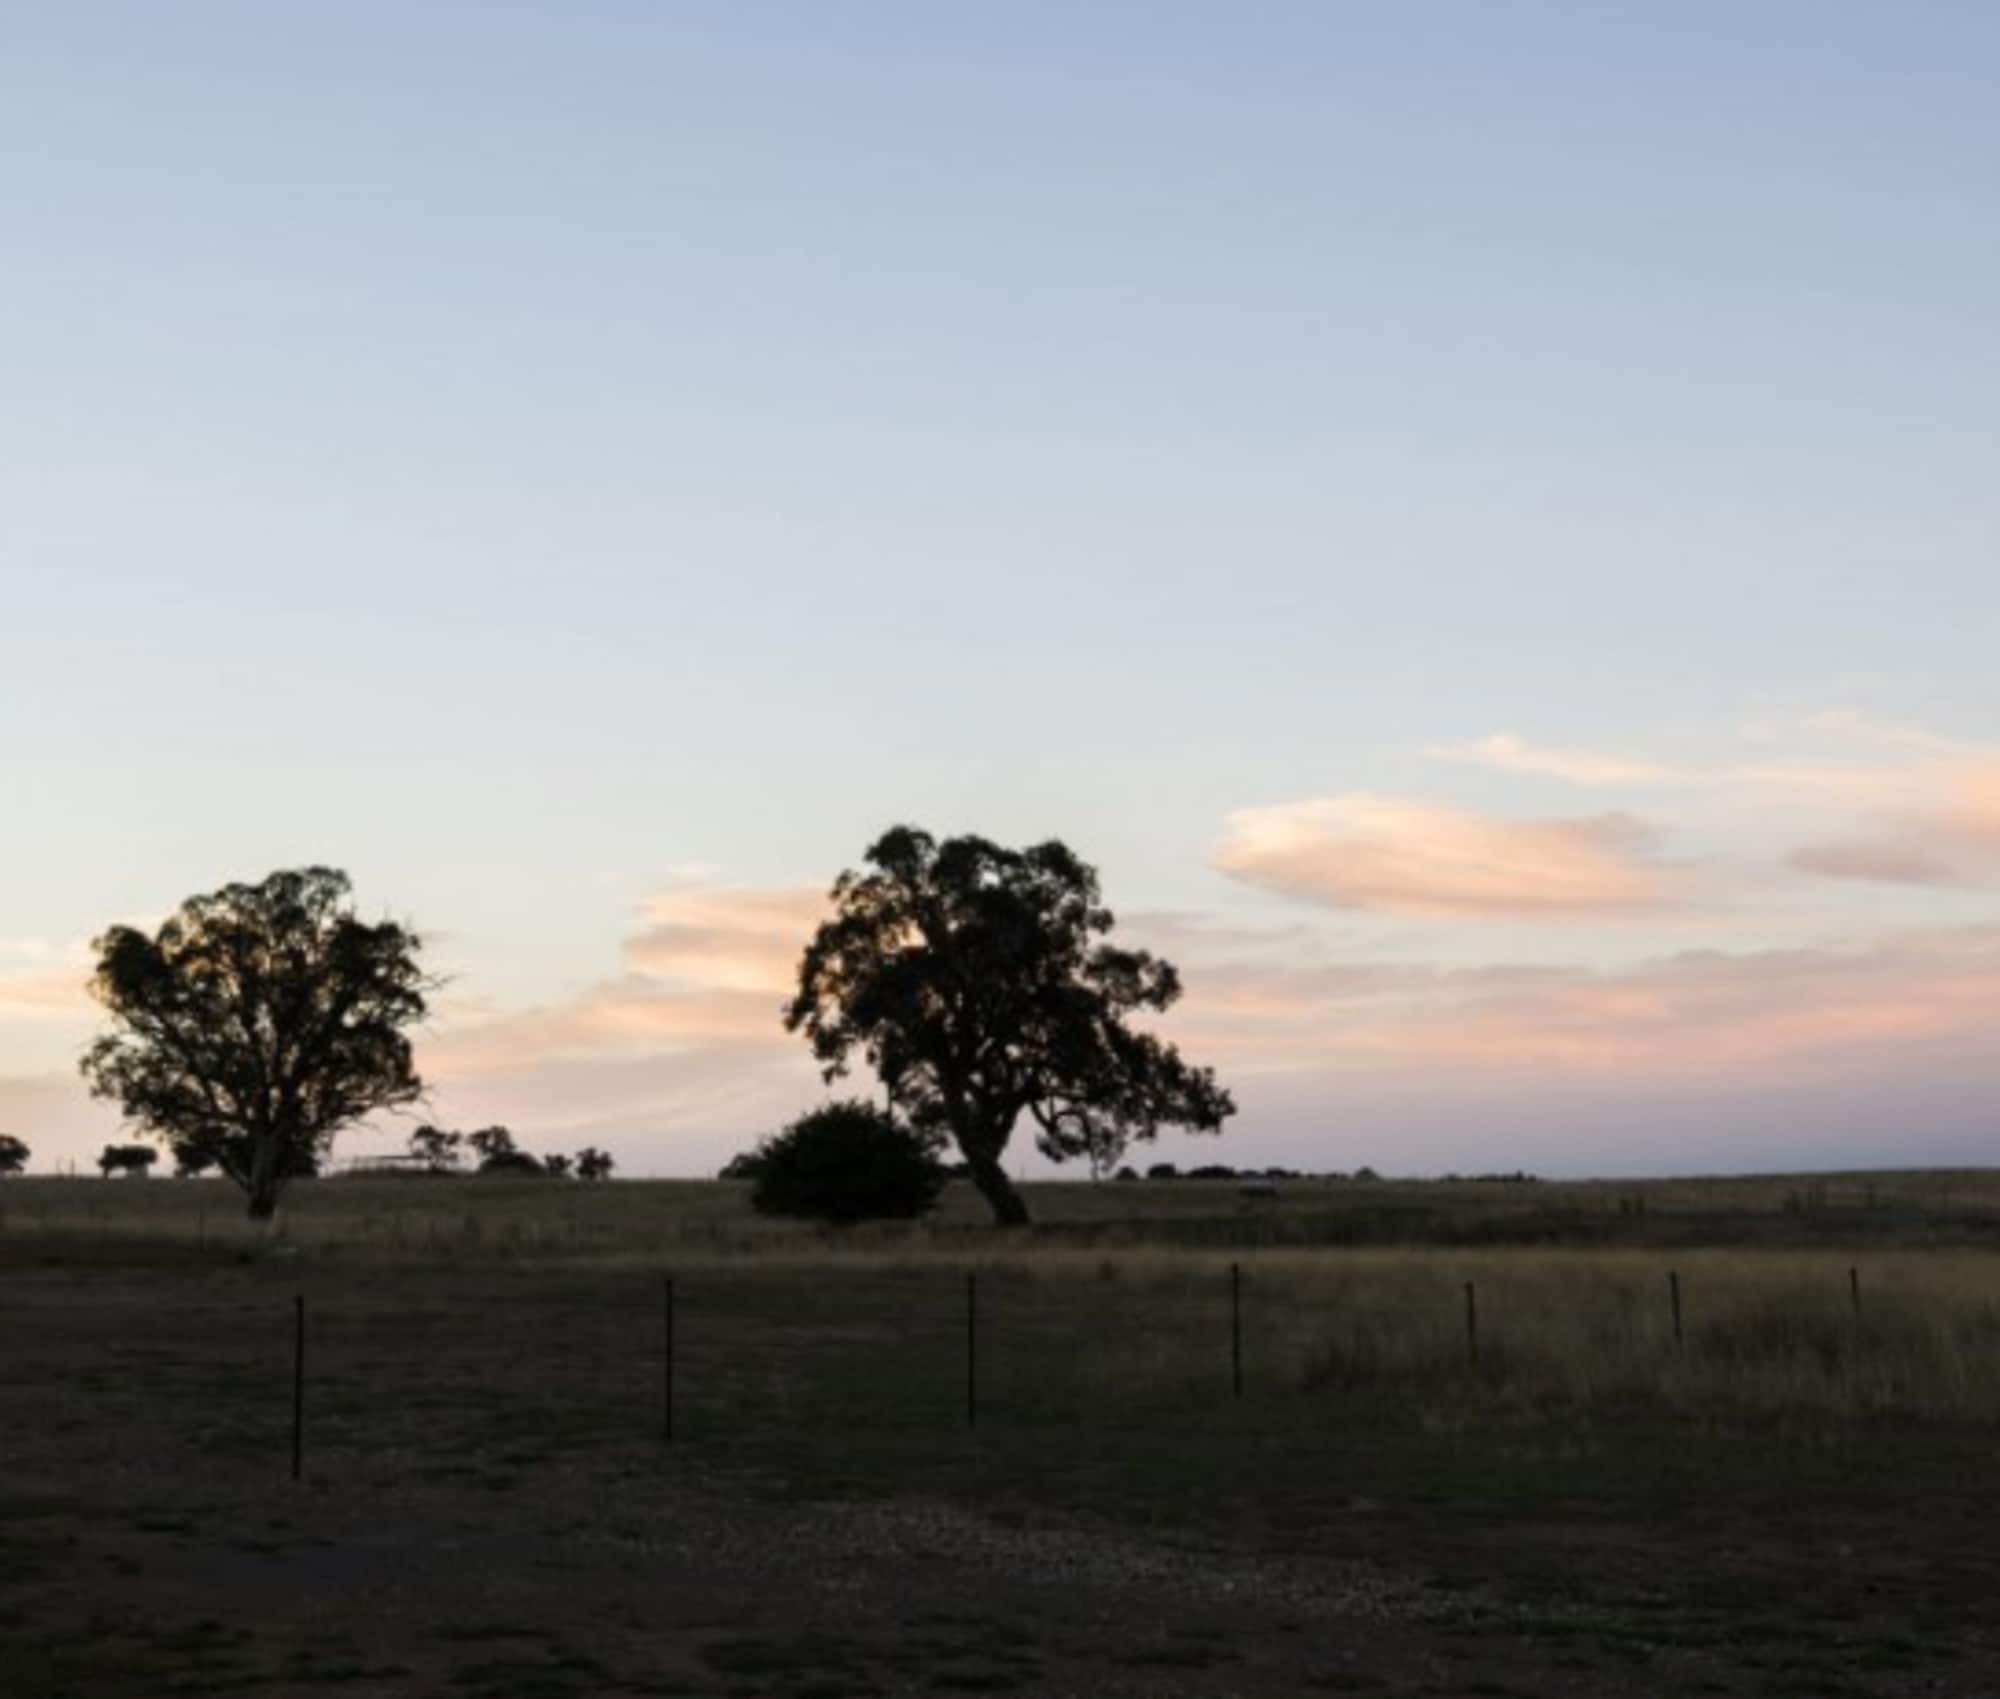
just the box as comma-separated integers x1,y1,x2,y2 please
3,3,1996,1178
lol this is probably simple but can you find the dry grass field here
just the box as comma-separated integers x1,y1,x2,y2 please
2,1168,1998,1695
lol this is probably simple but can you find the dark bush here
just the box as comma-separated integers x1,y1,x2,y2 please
1146,1162,1179,1180
479,1150,544,1176
97,1143,157,1178
749,1101,946,1223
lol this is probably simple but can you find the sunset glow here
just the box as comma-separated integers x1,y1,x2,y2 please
3,5,1994,1179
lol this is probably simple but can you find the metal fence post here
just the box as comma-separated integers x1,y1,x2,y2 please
1231,1262,1243,1398
291,1294,305,1482
966,1271,978,1430
663,1275,676,1443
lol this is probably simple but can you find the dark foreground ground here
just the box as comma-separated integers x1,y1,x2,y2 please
2,1262,1995,1698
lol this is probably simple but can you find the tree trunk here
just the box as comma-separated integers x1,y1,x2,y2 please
963,1145,1031,1227
244,1136,284,1221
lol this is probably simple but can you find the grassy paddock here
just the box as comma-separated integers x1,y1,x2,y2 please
3,1164,1998,1259
3,1169,1997,1434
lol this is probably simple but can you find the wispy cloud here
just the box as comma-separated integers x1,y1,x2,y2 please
1214,795,1692,919
1424,733,1679,787
0,968,91,1018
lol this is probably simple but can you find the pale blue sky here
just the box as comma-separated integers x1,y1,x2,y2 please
4,4,1996,1174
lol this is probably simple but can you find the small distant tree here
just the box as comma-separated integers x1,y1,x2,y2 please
466,1126,516,1165
1146,1162,1179,1180
80,867,427,1219
749,1101,946,1224
0,1135,29,1176
408,1124,464,1173
543,1152,573,1179
717,1150,766,1182
98,1144,157,1178
575,1147,614,1181
1113,1164,1139,1182
786,827,1235,1225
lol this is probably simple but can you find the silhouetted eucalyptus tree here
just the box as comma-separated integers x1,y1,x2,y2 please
0,1135,30,1175
80,868,427,1220
407,1123,465,1172
785,827,1235,1226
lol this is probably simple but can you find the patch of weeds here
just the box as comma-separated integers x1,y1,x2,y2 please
0,1529,75,1586
278,1631,410,1686
0,1496,76,1523
1116,1641,1242,1670
449,1658,598,1699
699,1631,883,1697
1,1618,264,1698
279,1652,412,1684
925,1672,1033,1693
434,1622,553,1645
447,1634,614,1698
888,1612,1043,1691
128,1511,204,1536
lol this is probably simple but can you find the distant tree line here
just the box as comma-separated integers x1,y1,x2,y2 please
405,1123,614,1181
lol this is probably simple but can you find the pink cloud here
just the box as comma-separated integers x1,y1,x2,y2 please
622,885,826,992
1153,921,2000,1078
1785,759,2000,888
0,1071,120,1171
1214,794,1690,919
408,882,833,1166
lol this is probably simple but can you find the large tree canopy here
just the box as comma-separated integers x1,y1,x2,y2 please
80,867,427,1219
784,827,1235,1225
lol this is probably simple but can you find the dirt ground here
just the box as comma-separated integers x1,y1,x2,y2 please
2,1263,1995,1697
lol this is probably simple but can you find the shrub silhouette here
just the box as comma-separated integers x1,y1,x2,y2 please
749,1101,946,1223
0,1135,28,1175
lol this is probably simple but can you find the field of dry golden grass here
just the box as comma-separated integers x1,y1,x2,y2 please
5,1166,1997,1430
